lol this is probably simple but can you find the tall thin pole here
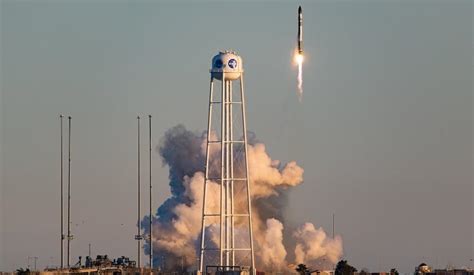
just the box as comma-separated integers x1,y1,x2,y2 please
34,257,38,271
59,115,64,269
148,115,153,270
137,116,141,268
332,213,335,239
67,116,72,268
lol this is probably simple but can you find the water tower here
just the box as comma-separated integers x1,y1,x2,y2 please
198,51,256,275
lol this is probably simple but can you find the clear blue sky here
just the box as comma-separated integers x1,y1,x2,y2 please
1,0,472,273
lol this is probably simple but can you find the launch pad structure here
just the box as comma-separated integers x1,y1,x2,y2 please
198,51,256,275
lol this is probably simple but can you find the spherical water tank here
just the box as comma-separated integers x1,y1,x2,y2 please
210,51,243,80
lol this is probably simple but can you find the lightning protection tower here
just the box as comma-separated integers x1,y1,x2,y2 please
199,51,255,275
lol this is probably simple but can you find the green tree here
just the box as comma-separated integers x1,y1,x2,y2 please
16,268,30,275
390,268,400,275
296,264,310,275
335,260,358,275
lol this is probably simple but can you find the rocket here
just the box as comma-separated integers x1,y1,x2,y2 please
297,5,303,54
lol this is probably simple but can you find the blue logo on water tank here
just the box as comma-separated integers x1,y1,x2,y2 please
228,59,237,69
214,59,223,69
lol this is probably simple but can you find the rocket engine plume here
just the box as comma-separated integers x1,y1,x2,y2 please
295,53,304,101
141,125,343,271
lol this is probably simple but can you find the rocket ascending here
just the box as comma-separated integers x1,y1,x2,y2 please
294,5,304,101
297,5,303,54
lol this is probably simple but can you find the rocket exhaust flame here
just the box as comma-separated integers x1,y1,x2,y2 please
295,53,304,102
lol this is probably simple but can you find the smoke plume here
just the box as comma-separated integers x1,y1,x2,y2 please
293,223,343,265
141,125,342,271
294,51,304,102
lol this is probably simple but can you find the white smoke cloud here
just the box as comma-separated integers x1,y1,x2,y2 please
248,143,304,198
259,218,288,270
150,171,223,266
142,125,342,270
293,223,343,265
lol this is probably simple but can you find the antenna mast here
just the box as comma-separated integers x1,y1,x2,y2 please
66,116,73,267
59,115,64,269
135,116,143,268
148,115,153,270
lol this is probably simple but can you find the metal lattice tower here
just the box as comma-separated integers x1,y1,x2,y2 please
199,51,255,274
